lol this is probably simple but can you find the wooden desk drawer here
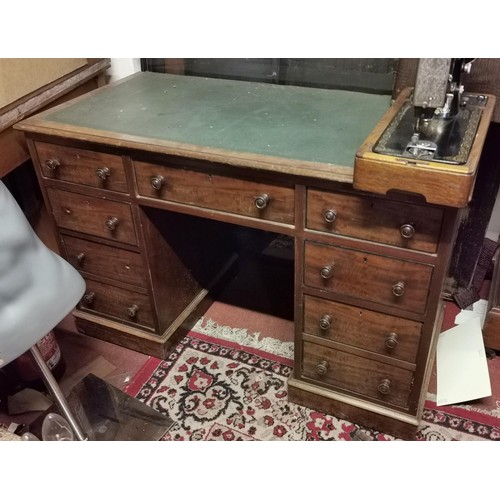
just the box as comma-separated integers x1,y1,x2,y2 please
301,341,413,408
306,189,443,253
47,188,137,245
35,142,128,192
304,241,433,314
79,278,154,329
303,295,422,363
62,235,147,288
134,160,294,224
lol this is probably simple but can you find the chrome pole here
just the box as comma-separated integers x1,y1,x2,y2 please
29,345,88,441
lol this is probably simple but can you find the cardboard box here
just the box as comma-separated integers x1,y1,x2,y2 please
0,58,88,110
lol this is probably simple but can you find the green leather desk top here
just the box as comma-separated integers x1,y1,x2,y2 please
20,72,391,179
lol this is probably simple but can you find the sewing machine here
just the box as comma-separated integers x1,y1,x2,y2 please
354,58,496,207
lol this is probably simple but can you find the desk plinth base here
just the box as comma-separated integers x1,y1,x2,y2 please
287,376,420,441
74,252,239,359
73,284,215,359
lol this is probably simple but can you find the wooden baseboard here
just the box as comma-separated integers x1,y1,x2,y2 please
74,284,215,359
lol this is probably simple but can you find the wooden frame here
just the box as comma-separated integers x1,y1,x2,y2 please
353,88,496,208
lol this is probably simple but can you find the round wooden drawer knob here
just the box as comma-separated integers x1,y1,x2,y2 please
378,379,391,395
315,360,329,376
385,332,399,350
400,223,416,239
105,217,119,231
75,252,86,266
254,193,270,210
82,292,95,305
96,167,111,181
319,314,332,331
151,175,165,190
127,304,139,318
320,265,334,280
323,209,337,224
45,157,60,171
392,281,405,297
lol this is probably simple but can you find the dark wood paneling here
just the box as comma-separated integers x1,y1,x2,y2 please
306,188,443,253
303,295,422,364
135,159,295,224
35,141,128,192
304,241,434,315
301,341,414,409
61,234,147,288
79,278,155,330
46,188,138,246
449,123,500,289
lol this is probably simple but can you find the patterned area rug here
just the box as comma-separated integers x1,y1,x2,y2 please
126,317,500,441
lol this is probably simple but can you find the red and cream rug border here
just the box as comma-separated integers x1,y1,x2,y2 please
125,318,500,441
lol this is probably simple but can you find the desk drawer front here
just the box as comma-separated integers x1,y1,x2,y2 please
79,278,154,329
35,142,128,192
62,235,147,288
306,189,443,253
47,188,137,245
301,341,413,408
303,295,422,363
135,161,295,224
304,241,433,314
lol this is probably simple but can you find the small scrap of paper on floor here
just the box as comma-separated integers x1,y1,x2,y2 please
436,315,492,406
454,298,488,328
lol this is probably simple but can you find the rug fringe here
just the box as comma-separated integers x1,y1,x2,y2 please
192,317,295,360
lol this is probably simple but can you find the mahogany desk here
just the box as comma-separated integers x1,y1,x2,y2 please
15,72,460,439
